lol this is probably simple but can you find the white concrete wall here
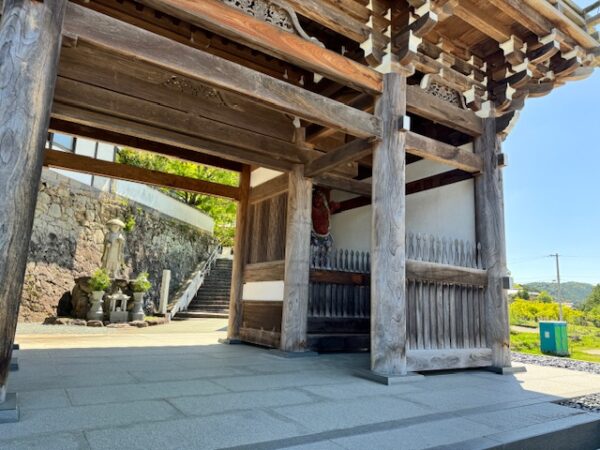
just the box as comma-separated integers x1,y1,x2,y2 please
242,281,284,301
251,168,283,187
330,156,476,252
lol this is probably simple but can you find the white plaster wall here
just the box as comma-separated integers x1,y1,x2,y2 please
251,168,283,187
242,281,284,301
329,158,476,252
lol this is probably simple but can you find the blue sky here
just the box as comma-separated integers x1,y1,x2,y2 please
504,69,600,285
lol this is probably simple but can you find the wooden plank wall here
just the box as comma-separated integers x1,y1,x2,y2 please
245,192,287,265
239,301,282,348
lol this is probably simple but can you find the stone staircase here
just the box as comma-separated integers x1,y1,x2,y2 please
176,258,232,319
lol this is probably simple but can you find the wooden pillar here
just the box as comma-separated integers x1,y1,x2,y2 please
474,118,511,369
280,165,312,352
227,165,251,340
370,73,408,376
0,0,67,403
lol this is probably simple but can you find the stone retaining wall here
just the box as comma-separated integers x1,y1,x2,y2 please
20,169,217,322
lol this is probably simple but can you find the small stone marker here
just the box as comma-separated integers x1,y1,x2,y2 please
159,270,171,315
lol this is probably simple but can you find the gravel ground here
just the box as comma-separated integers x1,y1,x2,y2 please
558,393,600,413
512,351,600,376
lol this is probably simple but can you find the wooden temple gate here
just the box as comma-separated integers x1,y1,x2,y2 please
0,0,599,404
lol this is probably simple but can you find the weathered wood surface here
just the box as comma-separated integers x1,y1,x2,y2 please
406,169,473,195
406,348,492,371
243,261,285,283
313,173,372,197
310,271,370,286
249,174,288,204
52,102,296,172
49,119,243,172
44,149,241,200
405,132,483,173
227,166,251,340
371,73,408,376
241,300,282,332
304,138,376,178
62,3,381,138
406,261,487,287
136,0,382,94
475,118,511,368
239,327,281,349
406,85,483,136
245,193,287,264
0,0,67,402
280,166,312,352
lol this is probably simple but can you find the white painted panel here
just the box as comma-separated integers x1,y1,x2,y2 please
251,168,283,187
329,159,476,252
243,281,285,301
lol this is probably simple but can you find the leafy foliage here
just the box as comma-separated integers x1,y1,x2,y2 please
510,299,598,327
132,272,152,293
522,281,593,305
116,148,239,246
89,268,111,292
536,290,553,303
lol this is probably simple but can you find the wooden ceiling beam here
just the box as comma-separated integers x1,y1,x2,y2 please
405,132,482,173
48,119,244,172
63,3,381,139
304,138,377,178
51,103,297,172
44,149,241,200
134,0,382,93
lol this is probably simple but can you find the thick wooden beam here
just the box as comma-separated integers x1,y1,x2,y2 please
304,138,376,178
227,166,251,340
43,149,240,200
280,166,312,352
53,77,311,166
406,261,487,287
406,85,483,136
313,174,372,197
474,118,511,369
371,73,408,377
0,0,67,404
136,0,381,94
243,261,285,283
62,3,381,139
249,174,288,204
51,103,296,172
48,119,243,172
406,169,473,195
405,132,483,173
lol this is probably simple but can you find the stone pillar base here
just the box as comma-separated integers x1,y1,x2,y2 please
269,349,319,359
9,358,18,372
0,393,19,423
485,365,527,375
354,369,424,385
218,338,243,345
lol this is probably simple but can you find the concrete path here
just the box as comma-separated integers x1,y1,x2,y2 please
3,319,599,449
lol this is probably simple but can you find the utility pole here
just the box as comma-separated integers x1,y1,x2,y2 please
550,253,563,321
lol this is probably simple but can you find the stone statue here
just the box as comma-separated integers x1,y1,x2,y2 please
101,219,126,278
311,187,340,254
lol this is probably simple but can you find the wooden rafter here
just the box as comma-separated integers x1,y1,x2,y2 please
63,3,381,139
43,149,242,200
304,138,377,178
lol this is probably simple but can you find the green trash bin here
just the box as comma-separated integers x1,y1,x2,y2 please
539,321,569,356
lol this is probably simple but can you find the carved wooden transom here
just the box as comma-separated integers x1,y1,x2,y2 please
222,0,294,32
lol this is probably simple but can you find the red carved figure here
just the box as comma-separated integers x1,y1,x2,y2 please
311,187,340,252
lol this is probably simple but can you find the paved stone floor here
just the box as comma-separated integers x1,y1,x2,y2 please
3,319,600,449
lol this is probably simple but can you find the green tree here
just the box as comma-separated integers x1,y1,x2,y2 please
516,288,530,300
116,148,239,246
582,284,600,312
536,290,553,303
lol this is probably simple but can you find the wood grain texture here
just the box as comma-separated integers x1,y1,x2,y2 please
227,166,251,340
243,261,285,282
136,0,382,93
49,119,243,172
406,261,487,287
406,348,492,371
43,149,241,200
304,138,376,178
0,0,67,397
405,132,483,173
241,301,283,332
239,327,281,348
249,174,288,204
474,118,511,368
62,3,381,138
371,73,408,376
280,166,312,352
406,85,483,136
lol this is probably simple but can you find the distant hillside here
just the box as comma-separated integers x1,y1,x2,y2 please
521,281,594,305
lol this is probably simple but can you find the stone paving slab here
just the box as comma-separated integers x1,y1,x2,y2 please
17,388,71,411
